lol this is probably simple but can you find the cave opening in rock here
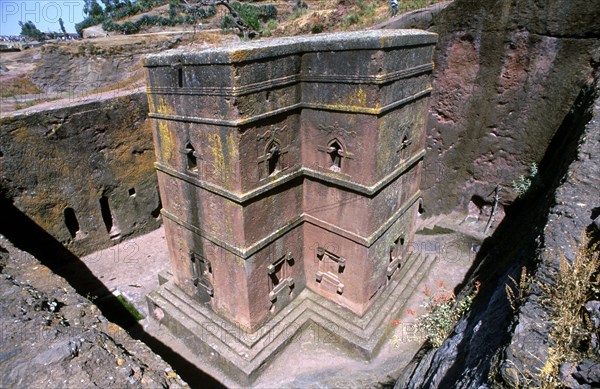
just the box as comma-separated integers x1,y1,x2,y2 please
63,207,80,238
128,188,136,197
99,196,114,233
470,195,490,213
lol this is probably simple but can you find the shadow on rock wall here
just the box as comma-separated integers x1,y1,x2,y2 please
397,59,599,389
0,197,224,389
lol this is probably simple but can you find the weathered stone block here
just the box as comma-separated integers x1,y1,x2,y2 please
145,29,436,383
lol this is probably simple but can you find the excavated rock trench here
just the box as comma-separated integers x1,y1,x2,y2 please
1,0,599,387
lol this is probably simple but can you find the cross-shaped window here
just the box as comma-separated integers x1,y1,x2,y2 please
190,252,213,301
387,235,405,279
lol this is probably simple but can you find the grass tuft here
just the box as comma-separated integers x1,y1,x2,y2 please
537,232,599,387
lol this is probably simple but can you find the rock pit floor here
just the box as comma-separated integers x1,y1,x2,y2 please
81,211,490,388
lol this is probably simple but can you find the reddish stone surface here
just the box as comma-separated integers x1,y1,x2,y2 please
144,30,436,331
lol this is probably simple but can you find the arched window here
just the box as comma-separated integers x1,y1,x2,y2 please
327,140,344,172
178,68,183,88
399,132,411,160
190,252,214,302
266,141,281,176
99,196,121,240
185,142,198,173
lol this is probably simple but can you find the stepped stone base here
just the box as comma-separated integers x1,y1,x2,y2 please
147,252,437,385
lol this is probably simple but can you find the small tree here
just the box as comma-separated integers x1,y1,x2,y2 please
59,17,67,34
87,0,105,19
181,0,259,38
101,0,115,14
19,20,44,41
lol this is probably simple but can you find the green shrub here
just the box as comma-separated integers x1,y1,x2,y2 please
358,0,375,17
77,0,172,35
119,21,140,34
416,282,479,348
229,2,277,31
169,0,180,19
111,3,142,20
190,5,217,19
290,9,307,20
340,0,375,28
267,19,278,30
220,14,237,30
258,5,278,21
295,0,308,9
260,18,278,36
102,18,116,31
512,162,539,196
341,12,360,27
310,21,324,33
232,2,261,30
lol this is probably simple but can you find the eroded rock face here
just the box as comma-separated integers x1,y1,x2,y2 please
500,78,600,387
0,92,161,256
0,234,187,388
392,0,600,387
30,38,191,95
386,0,599,218
397,73,599,389
31,45,142,95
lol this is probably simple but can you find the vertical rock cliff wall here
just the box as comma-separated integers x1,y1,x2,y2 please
0,92,161,256
384,0,599,217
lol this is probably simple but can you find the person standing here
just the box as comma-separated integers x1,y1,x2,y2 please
390,0,398,16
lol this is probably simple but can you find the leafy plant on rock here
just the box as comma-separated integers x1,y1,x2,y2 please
512,162,539,196
417,281,480,348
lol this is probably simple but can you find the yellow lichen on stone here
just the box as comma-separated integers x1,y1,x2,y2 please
156,97,174,116
231,50,248,64
376,122,394,173
348,87,367,107
327,87,371,112
147,95,156,113
209,133,226,181
107,322,126,339
226,132,238,175
158,121,173,162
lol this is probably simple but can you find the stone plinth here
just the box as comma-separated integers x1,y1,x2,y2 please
144,29,436,384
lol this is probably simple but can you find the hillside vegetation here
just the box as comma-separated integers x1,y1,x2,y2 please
76,0,444,38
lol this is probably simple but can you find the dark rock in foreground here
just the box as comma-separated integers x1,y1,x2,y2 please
0,233,187,388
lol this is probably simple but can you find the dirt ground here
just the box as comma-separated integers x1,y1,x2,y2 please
82,227,171,320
